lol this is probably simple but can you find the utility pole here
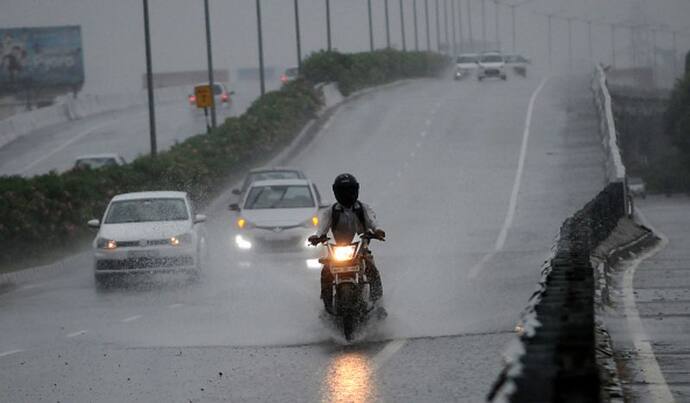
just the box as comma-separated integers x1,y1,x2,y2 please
443,0,449,52
672,30,678,76
142,0,157,155
385,0,391,48
547,14,552,70
611,24,616,68
451,0,457,55
457,0,464,54
256,0,265,96
481,0,487,51
435,0,441,51
587,20,593,61
204,0,217,129
413,0,419,50
368,0,375,51
567,17,573,73
294,0,302,70
510,4,516,52
400,0,407,51
467,0,474,51
425,0,431,50
494,0,499,50
326,0,332,51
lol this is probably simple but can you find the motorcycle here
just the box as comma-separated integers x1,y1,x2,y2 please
314,231,384,341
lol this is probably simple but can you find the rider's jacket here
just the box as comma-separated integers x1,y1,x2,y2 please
316,201,379,244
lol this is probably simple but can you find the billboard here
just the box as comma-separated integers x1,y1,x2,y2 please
0,26,84,93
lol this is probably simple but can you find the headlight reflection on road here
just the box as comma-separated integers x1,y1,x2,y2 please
321,353,375,403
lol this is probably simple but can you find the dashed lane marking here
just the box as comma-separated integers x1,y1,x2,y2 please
0,349,24,358
469,77,549,279
66,330,87,338
121,315,143,323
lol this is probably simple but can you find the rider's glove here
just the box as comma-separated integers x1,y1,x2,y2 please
374,229,386,240
308,235,322,246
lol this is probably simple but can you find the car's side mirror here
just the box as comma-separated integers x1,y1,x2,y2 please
194,214,207,224
229,203,240,212
87,219,100,229
231,189,241,196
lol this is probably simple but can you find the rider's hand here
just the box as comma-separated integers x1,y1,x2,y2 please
308,235,322,246
374,229,386,240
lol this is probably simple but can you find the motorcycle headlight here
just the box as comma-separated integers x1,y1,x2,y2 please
333,245,356,262
96,238,117,250
170,233,193,246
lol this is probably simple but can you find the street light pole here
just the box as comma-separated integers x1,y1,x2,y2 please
425,0,431,50
481,0,486,51
435,0,441,51
142,0,157,155
547,14,552,70
510,5,516,52
494,0,499,50
400,0,407,51
567,17,573,73
611,24,616,68
587,20,593,61
255,0,265,96
204,0,217,129
443,0,449,52
672,30,678,76
467,0,474,51
451,0,457,55
294,0,302,70
368,0,375,51
413,0,419,50
326,0,332,51
457,0,464,54
385,0,391,48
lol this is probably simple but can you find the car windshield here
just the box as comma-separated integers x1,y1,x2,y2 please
244,185,314,209
481,55,503,63
75,158,118,169
456,56,477,63
105,198,189,223
248,171,301,183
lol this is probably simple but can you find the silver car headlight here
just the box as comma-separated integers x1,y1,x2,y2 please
170,233,193,246
96,237,117,250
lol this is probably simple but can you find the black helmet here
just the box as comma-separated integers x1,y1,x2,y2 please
332,173,359,208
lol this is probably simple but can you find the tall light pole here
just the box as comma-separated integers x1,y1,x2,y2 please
204,0,217,129
385,0,391,48
587,19,593,61
368,0,374,51
547,14,553,70
467,0,474,51
481,0,487,51
451,0,457,55
294,0,302,70
435,0,441,51
672,30,678,76
457,0,464,54
493,0,499,50
510,4,516,52
142,0,157,154
326,0,332,51
425,0,431,50
413,0,419,50
255,0,265,96
611,24,616,68
443,0,449,52
400,0,407,50
567,17,573,73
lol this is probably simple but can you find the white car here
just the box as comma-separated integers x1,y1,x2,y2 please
74,153,126,170
454,53,479,80
477,53,507,81
229,179,327,253
88,191,207,287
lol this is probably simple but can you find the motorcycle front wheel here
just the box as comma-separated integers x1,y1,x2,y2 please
337,283,358,341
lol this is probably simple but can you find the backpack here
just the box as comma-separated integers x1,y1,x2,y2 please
331,202,367,230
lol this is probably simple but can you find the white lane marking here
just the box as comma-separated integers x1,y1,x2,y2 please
469,77,549,279
19,283,42,290
66,330,87,338
0,349,24,358
621,208,676,402
168,303,183,309
121,315,142,323
20,120,113,174
372,339,407,371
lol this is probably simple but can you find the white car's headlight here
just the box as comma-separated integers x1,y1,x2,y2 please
170,233,193,246
96,238,117,250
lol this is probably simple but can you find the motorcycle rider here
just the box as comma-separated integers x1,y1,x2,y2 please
308,173,386,313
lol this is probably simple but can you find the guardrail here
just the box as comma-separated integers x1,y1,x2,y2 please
488,183,625,402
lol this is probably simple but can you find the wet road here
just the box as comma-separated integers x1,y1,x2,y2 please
0,80,271,177
0,72,605,402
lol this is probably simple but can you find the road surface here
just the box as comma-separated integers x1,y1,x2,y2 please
0,72,605,402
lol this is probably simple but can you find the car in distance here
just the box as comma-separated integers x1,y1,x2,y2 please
454,53,479,80
477,53,507,81
88,191,207,287
74,153,126,170
188,82,234,108
232,167,307,199
280,67,299,84
505,54,531,77
230,179,327,253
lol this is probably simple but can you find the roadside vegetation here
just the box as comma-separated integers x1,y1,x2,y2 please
0,49,448,270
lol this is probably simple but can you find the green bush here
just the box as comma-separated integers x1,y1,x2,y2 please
0,49,447,267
